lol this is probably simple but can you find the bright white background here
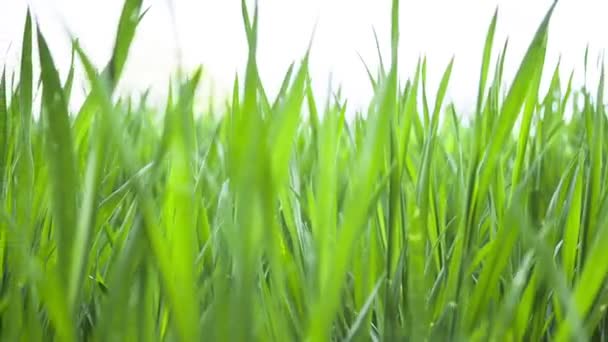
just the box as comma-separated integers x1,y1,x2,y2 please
1,0,607,113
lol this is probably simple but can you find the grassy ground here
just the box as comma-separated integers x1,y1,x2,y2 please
0,0,607,340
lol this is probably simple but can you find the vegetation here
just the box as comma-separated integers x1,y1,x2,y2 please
0,0,607,340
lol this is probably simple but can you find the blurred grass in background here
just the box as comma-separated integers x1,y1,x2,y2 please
0,0,607,340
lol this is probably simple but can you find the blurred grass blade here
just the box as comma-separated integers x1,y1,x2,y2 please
37,27,79,283
37,27,79,341
0,69,7,194
104,0,143,86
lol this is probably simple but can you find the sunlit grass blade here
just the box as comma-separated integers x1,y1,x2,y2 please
63,43,76,104
510,51,545,200
445,4,555,336
37,27,79,341
74,0,143,143
15,9,35,245
563,153,584,284
476,8,498,118
104,0,143,85
1,0,608,340
583,63,604,259
19,10,32,134
73,43,195,342
162,69,203,341
37,27,79,283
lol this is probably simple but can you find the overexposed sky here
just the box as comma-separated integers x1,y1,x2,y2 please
1,0,607,113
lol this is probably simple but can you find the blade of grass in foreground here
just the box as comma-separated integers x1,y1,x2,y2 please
163,69,203,340
37,27,79,342
2,0,608,340
557,186,608,340
582,63,604,260
37,28,79,288
509,50,545,201
308,0,400,340
0,69,7,195
476,8,498,118
74,44,199,341
446,5,556,335
74,0,143,143
477,1,553,226
408,57,453,339
104,0,143,86
562,153,584,285
16,9,35,245
19,10,32,141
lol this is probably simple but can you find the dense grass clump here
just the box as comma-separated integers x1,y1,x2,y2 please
1,0,608,340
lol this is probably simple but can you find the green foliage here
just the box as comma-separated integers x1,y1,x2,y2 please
1,0,608,341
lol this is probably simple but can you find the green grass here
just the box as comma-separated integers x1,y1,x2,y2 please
1,0,608,340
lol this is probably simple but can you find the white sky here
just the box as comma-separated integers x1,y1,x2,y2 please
1,0,607,113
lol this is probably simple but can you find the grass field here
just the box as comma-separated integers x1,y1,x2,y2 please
1,0,607,340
